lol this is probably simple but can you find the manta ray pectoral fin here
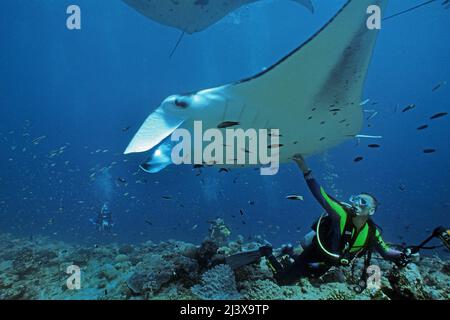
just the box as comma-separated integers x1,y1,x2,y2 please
225,0,388,160
123,0,314,35
126,0,388,172
291,0,315,13
124,107,185,155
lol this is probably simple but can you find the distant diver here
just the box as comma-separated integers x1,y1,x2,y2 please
90,203,114,233
227,154,412,290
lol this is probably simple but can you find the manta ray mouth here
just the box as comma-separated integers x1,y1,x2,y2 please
139,137,175,173
124,106,185,155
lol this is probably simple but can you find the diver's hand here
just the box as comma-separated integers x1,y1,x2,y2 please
280,244,294,257
292,154,310,174
396,249,412,268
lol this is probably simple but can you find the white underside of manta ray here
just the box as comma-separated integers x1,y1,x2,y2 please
125,0,388,173
122,0,314,34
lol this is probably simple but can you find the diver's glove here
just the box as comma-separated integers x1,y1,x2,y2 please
396,248,412,268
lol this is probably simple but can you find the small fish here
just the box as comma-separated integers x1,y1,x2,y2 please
268,132,282,137
398,185,406,191
32,135,47,145
430,112,448,120
366,112,378,121
191,224,198,231
423,149,436,154
240,209,244,216
360,99,370,106
329,109,341,112
122,126,131,132
368,144,380,148
145,220,153,226
217,121,239,129
402,104,416,113
117,178,127,184
161,195,173,200
353,156,364,162
268,144,284,149
417,124,429,130
219,168,229,173
286,195,304,201
319,137,325,141
432,81,446,92
248,200,255,205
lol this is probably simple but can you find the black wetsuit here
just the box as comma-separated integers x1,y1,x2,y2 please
268,171,403,285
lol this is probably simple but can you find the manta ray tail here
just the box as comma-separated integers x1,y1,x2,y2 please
169,31,186,59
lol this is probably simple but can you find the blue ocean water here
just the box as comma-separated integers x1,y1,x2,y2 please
0,0,449,255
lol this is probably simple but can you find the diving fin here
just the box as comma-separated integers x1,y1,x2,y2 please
225,249,263,270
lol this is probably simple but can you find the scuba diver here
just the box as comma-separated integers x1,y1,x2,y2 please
227,154,414,287
90,203,114,233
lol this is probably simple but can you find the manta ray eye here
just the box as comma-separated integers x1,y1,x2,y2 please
174,99,189,108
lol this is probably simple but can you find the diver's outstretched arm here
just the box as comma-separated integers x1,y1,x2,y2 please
292,154,343,219
292,154,311,175
374,229,408,266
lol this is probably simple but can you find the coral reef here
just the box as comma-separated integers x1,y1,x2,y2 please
0,232,448,300
191,264,241,300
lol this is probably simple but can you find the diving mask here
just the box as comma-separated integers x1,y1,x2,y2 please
349,195,368,207
349,195,374,216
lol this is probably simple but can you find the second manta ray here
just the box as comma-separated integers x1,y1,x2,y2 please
122,0,314,34
125,0,388,173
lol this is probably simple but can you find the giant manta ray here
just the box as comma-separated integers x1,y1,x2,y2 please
124,0,388,173
123,0,314,34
